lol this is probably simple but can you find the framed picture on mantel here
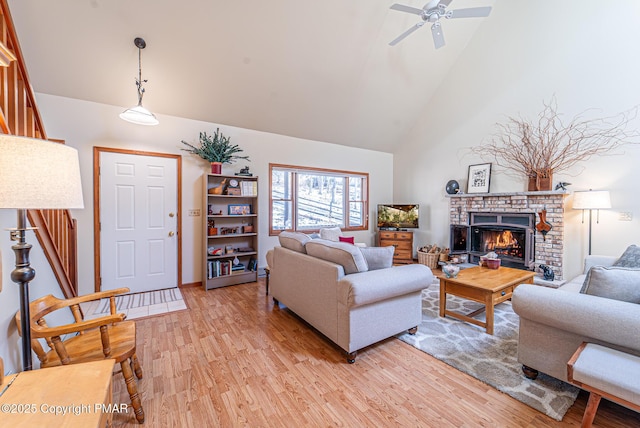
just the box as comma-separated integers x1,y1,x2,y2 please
467,163,491,194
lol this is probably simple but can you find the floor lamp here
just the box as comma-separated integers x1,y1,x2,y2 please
0,135,84,371
573,190,611,256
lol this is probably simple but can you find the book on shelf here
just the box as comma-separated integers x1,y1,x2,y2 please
221,261,231,276
240,180,258,196
209,260,242,278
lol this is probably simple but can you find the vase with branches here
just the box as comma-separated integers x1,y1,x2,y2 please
181,128,250,174
472,98,639,191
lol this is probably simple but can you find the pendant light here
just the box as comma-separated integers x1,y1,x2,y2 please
119,37,159,126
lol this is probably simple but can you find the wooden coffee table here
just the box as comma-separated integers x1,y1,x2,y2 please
438,266,535,334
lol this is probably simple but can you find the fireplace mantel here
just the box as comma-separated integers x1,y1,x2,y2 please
447,191,569,280
446,190,568,198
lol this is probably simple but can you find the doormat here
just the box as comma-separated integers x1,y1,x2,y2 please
89,288,187,320
397,285,579,421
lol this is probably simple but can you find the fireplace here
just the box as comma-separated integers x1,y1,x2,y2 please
447,191,568,280
450,212,535,270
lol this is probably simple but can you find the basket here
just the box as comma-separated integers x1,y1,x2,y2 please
418,250,439,269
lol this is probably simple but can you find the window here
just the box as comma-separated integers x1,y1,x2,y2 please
269,164,368,234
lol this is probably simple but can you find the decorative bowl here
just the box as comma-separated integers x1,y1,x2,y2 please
442,264,461,278
485,258,501,269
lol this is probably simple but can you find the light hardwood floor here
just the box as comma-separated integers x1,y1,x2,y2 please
111,280,639,427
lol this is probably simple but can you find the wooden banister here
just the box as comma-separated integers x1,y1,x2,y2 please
1,0,78,298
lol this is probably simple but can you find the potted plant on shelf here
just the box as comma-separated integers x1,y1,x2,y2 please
181,128,250,175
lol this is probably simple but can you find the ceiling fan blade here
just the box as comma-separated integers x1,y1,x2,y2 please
389,23,423,46
390,4,424,15
431,23,445,49
438,0,453,7
448,6,492,19
424,0,441,11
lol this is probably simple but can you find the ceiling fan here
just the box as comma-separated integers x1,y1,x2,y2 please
389,0,492,49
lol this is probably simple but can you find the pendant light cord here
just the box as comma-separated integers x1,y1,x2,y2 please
135,42,146,106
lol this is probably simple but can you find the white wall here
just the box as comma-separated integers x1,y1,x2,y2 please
394,0,640,279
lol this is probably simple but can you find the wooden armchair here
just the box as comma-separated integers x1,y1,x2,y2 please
15,287,145,424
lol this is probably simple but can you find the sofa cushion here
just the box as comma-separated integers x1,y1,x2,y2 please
359,246,394,271
613,244,640,268
305,239,368,274
278,231,311,253
319,227,342,241
580,266,640,303
338,236,355,245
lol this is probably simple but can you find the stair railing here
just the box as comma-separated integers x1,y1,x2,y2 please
0,0,78,298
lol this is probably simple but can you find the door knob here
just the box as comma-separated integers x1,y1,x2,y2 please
169,212,175,217
168,231,175,237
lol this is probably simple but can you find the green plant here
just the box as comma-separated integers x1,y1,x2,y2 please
180,128,250,164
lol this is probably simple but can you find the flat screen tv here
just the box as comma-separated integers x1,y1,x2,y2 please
377,204,419,230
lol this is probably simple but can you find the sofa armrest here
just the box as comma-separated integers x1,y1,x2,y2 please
338,264,433,307
583,255,617,273
266,249,274,269
512,283,640,352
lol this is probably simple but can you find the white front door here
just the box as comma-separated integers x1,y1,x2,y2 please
99,152,178,292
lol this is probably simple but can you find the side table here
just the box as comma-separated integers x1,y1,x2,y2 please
0,360,115,427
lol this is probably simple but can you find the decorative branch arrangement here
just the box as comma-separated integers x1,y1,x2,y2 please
472,98,639,190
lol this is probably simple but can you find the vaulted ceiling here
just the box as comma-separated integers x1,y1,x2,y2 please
8,0,495,152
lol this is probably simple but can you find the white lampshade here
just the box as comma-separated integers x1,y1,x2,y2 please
0,135,84,209
572,190,611,210
119,104,159,126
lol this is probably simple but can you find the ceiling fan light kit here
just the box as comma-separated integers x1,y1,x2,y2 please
119,37,159,126
389,0,492,49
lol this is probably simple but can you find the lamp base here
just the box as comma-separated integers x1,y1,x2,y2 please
10,209,35,371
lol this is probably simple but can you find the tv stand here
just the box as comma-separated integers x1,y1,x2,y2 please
378,230,414,264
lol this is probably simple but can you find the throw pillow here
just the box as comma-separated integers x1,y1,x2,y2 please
359,246,394,271
319,227,343,242
613,244,640,268
580,266,640,303
338,236,355,245
305,239,368,274
278,231,311,253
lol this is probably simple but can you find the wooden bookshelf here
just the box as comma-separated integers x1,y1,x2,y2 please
202,174,258,290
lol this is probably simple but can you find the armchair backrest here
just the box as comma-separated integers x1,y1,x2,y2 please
14,287,130,365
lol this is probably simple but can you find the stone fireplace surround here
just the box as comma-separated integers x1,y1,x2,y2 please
447,191,569,281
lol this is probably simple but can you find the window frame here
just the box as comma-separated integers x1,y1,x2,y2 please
269,163,369,235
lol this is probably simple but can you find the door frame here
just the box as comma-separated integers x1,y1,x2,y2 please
93,147,182,292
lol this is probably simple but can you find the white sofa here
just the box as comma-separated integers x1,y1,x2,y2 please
266,232,433,363
512,254,640,381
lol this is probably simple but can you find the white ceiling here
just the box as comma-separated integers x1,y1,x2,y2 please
8,0,495,153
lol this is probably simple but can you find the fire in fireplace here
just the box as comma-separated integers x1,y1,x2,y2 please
472,227,525,259
450,212,535,270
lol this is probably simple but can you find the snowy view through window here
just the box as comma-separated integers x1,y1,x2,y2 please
271,167,365,231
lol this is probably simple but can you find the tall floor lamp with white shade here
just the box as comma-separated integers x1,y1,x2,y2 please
573,190,611,256
0,135,84,371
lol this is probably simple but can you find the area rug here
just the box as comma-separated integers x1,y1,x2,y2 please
397,285,579,421
88,288,187,320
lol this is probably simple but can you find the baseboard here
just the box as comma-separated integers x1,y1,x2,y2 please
179,281,201,288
